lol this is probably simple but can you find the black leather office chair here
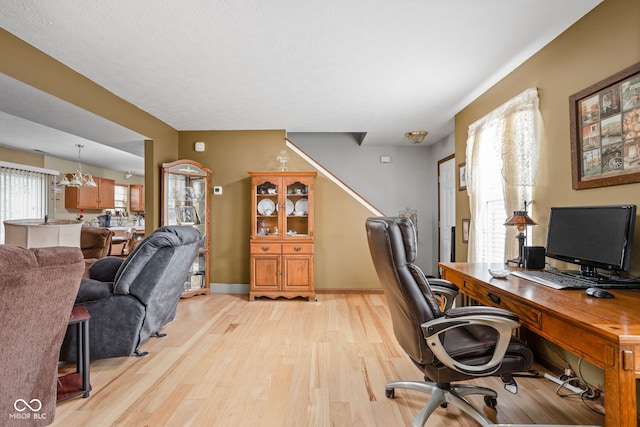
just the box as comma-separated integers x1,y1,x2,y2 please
365,217,534,427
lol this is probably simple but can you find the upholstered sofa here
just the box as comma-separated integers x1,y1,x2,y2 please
59,225,201,361
80,226,113,259
0,245,84,426
80,226,114,276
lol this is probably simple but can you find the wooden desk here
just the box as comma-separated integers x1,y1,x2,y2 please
439,262,640,427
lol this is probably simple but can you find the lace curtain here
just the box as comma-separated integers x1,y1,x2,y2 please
465,88,541,262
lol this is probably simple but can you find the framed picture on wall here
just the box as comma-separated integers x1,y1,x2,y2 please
458,162,467,191
461,219,470,243
570,61,640,189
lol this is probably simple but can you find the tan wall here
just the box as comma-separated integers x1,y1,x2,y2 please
0,146,44,167
455,0,640,276
178,131,379,289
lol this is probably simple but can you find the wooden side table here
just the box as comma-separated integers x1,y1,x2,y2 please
57,306,91,402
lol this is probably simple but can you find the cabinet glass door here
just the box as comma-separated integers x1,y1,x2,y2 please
254,179,280,238
166,173,207,235
284,178,312,239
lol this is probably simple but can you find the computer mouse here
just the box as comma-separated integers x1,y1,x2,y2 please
585,287,614,298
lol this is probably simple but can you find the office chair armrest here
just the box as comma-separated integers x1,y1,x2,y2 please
444,306,519,322
429,279,459,311
421,308,520,376
427,278,459,292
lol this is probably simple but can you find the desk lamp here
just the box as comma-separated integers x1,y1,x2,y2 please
504,204,536,268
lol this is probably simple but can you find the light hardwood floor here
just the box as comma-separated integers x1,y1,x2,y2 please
55,294,604,426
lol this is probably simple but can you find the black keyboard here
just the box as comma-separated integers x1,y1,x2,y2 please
511,270,640,290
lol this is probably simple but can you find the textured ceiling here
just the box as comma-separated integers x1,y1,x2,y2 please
0,0,602,174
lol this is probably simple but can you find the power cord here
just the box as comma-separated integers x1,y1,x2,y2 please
542,340,603,416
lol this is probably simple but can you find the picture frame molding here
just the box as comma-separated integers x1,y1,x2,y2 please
458,162,467,191
461,218,470,243
569,61,640,190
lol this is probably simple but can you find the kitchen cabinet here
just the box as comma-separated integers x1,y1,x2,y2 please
249,171,316,301
129,184,145,212
64,177,115,209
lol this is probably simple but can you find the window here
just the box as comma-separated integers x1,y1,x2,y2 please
465,88,541,263
114,184,128,214
0,162,56,243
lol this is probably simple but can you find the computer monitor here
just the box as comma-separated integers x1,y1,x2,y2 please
545,204,636,278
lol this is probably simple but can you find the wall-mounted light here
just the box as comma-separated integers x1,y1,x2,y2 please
194,141,205,152
125,171,133,179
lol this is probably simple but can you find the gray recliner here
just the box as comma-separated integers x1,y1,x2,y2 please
60,225,202,361
365,217,534,427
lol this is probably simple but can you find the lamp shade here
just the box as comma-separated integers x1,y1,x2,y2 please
504,211,537,231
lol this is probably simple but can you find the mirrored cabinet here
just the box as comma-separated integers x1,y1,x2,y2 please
249,171,316,301
162,160,211,297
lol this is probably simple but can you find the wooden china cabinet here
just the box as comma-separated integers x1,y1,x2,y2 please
162,160,211,297
249,171,316,301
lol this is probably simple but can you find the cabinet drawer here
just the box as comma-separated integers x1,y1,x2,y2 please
462,279,542,330
250,243,282,254
282,243,314,254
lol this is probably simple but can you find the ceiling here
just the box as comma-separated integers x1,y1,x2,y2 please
0,0,602,175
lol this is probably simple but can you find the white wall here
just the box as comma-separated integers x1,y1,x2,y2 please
289,132,454,276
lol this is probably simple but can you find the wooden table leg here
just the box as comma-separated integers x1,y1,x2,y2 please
603,343,637,427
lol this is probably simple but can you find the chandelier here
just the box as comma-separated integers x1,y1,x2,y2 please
58,144,97,187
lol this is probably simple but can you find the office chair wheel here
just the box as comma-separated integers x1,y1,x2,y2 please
484,395,497,408
385,388,395,398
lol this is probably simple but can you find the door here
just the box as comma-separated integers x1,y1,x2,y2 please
438,156,456,264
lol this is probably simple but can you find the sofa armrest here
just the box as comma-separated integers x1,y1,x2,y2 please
88,256,125,282
75,278,114,304
421,307,521,376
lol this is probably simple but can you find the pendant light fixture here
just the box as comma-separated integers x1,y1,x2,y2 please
59,144,97,187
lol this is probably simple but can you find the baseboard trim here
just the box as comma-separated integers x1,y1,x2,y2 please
209,283,250,294
316,288,384,294
208,284,383,295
